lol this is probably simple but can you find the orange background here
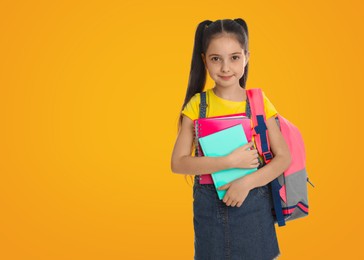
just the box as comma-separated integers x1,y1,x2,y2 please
0,1,363,259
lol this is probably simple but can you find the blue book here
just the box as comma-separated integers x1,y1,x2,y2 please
198,124,257,200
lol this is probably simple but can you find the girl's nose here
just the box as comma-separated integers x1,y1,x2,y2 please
221,61,230,72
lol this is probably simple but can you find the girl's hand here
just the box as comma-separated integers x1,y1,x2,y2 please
227,141,260,169
217,177,252,207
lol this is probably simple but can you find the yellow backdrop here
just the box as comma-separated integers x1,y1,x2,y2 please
0,0,363,259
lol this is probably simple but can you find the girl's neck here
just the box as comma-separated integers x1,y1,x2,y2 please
212,85,246,102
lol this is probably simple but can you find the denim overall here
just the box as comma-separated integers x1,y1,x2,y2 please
193,91,280,260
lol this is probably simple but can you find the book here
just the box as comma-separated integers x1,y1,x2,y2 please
193,113,252,184
198,123,257,200
194,113,252,140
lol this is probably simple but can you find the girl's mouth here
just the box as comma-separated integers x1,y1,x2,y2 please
219,75,233,80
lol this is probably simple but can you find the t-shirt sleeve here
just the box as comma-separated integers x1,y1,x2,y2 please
262,91,278,119
181,93,200,121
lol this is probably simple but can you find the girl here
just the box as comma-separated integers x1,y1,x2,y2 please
171,18,291,260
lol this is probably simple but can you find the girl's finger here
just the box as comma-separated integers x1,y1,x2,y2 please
218,184,229,190
231,201,238,207
222,196,229,203
228,197,237,206
225,197,233,206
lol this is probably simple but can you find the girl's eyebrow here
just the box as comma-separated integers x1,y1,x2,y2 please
208,52,242,57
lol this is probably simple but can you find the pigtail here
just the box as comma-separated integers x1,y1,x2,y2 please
178,20,212,187
177,20,212,131
234,18,249,39
183,20,212,109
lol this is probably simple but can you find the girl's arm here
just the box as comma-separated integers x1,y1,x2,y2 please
217,115,292,207
243,115,292,189
171,115,259,174
171,115,231,174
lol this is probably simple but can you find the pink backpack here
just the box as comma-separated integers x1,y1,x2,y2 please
246,88,314,226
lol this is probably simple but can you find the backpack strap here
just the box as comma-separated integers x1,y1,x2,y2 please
194,91,208,157
246,89,273,163
199,91,207,118
246,88,286,226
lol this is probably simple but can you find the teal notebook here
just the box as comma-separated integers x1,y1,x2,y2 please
198,124,257,200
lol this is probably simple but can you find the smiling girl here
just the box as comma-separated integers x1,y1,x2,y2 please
171,18,290,260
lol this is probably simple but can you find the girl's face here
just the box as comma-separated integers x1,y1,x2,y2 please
202,34,249,89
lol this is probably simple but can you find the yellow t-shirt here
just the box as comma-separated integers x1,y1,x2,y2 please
182,88,278,121
181,88,278,162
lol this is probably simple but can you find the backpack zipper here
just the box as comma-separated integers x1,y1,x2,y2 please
307,177,315,188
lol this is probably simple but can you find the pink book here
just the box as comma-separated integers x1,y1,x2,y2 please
193,113,252,184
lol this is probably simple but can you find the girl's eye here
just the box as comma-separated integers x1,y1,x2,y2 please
211,56,240,61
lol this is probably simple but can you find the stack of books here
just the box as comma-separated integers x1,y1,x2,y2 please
194,113,257,200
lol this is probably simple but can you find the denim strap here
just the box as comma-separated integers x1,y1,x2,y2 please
194,92,207,157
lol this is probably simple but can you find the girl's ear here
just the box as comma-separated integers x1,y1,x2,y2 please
245,51,250,66
201,53,207,67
